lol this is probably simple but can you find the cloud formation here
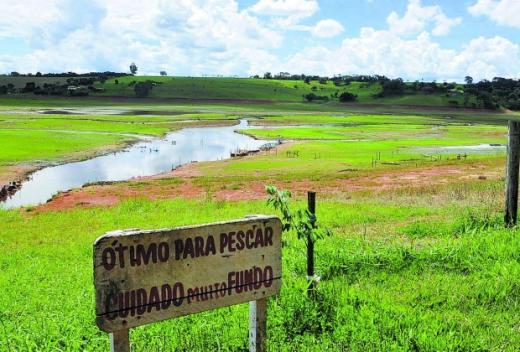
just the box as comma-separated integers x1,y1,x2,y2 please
0,0,518,81
387,0,462,36
468,0,520,28
311,19,344,38
282,29,520,81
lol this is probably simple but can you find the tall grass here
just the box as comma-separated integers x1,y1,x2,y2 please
1,184,519,350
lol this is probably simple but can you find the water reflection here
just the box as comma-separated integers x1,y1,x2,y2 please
1,120,271,209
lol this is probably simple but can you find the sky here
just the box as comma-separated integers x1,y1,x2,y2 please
0,0,519,81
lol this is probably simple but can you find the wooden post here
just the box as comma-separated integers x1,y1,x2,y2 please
110,329,130,352
307,191,316,293
249,298,267,352
505,121,520,227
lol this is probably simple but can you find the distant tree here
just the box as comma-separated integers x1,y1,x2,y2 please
263,72,272,79
379,78,405,96
10,71,20,77
22,82,36,93
160,71,167,76
134,81,153,98
35,72,42,77
339,91,357,102
304,77,311,84
129,63,138,75
304,93,317,101
304,93,329,102
115,79,119,84
464,76,473,85
476,91,496,109
421,85,435,94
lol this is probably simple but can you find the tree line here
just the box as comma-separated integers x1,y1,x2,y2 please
258,72,520,110
0,71,128,96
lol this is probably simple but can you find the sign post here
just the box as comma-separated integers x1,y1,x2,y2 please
93,215,282,351
249,298,267,352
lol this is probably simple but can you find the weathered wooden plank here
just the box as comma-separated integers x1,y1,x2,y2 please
94,215,282,332
505,121,520,227
249,298,267,352
110,329,129,352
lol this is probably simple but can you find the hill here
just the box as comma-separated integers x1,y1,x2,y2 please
0,75,479,108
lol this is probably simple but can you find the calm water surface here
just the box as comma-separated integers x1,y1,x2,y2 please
1,120,272,209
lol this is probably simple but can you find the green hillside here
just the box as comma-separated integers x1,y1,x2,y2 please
0,75,473,107
94,76,373,101
94,76,469,106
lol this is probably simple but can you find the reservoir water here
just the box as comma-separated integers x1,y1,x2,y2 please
1,120,272,209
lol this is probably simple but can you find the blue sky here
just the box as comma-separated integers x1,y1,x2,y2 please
0,0,519,81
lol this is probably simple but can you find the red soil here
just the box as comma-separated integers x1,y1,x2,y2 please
37,161,500,212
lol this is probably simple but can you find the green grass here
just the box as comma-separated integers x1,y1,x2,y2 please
202,116,506,179
0,96,517,350
93,76,468,107
251,114,444,126
0,129,127,165
95,76,352,102
0,180,519,351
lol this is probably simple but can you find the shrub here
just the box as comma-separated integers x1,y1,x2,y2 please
339,91,357,102
134,81,154,98
304,93,329,102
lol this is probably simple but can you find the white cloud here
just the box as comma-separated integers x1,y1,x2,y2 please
0,0,282,75
468,0,520,28
0,0,518,81
280,29,520,81
250,0,318,18
387,0,461,36
311,19,344,38
249,0,320,31
0,0,63,39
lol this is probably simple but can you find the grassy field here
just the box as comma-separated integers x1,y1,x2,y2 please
94,76,377,102
93,76,469,106
0,94,518,351
1,180,518,350
0,74,472,106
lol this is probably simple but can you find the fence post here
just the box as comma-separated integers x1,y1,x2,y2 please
307,191,316,294
249,298,267,352
110,329,130,352
505,121,520,227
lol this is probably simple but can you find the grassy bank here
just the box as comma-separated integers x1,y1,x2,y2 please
1,179,518,350
0,112,236,182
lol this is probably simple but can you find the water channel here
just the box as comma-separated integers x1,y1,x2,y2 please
1,120,274,209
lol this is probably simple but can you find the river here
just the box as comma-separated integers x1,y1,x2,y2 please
1,120,274,209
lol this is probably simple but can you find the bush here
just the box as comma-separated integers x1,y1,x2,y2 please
304,93,329,102
134,81,154,98
339,91,357,102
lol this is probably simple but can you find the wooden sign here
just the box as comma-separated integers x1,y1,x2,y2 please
94,215,282,333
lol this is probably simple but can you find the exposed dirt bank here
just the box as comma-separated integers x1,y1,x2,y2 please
36,159,502,212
